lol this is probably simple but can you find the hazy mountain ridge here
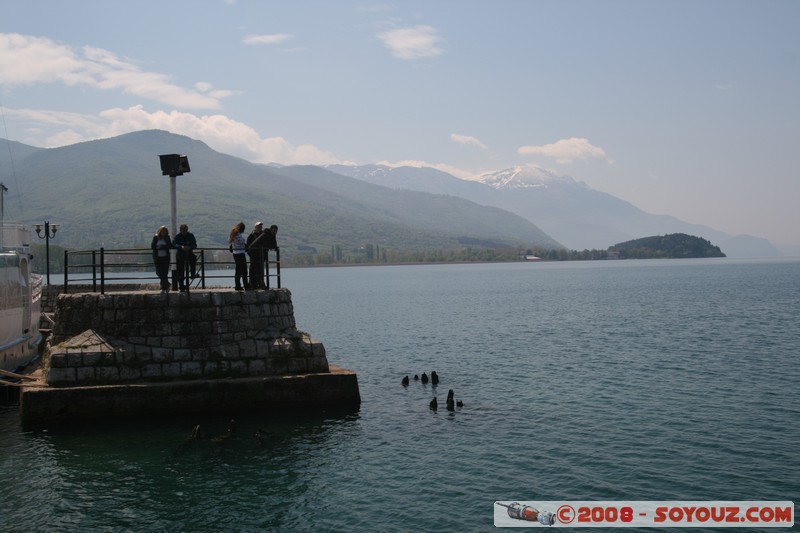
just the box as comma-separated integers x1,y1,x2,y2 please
0,130,562,258
327,164,782,258
476,165,581,190
276,165,559,246
1,130,783,259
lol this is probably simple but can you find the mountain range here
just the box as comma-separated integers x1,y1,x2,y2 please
0,129,784,260
326,164,783,258
0,130,560,262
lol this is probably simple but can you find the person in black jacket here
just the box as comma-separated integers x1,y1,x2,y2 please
265,225,279,251
151,226,172,293
246,222,268,289
173,223,198,292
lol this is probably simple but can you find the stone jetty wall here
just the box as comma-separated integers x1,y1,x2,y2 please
44,289,329,387
40,284,155,329
42,283,150,308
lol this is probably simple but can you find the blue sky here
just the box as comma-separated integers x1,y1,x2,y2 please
1,0,798,246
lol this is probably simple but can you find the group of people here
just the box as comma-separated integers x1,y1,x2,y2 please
150,221,278,293
151,224,198,293
229,221,278,290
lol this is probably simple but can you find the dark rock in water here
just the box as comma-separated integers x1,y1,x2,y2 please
413,374,419,381
211,419,238,446
429,397,438,410
171,424,204,455
446,389,455,411
431,371,439,385
183,424,203,444
401,375,410,386
421,372,429,384
456,400,463,408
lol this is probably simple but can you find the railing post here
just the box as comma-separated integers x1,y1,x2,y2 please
200,249,206,289
276,248,281,288
265,249,270,289
63,249,69,294
100,247,105,295
92,250,97,293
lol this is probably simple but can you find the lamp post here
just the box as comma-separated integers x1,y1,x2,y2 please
158,154,190,290
158,154,190,236
0,183,7,249
34,221,59,285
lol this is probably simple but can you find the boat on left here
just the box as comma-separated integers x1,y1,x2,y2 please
0,218,43,373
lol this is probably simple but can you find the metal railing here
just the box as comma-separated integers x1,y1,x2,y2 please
62,247,281,294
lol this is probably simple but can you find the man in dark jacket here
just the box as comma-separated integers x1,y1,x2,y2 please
173,223,197,292
246,221,268,289
265,224,279,250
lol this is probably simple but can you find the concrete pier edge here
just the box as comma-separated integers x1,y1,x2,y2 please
24,287,361,422
20,365,360,423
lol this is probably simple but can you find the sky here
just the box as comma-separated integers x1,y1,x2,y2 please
1,0,798,246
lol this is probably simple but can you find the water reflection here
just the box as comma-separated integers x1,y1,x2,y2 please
1,407,361,531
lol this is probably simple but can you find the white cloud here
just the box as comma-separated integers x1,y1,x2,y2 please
6,107,103,130
376,159,472,180
242,33,292,45
0,33,228,109
6,105,343,166
194,81,236,99
451,133,488,150
44,129,88,147
518,137,608,164
377,26,443,60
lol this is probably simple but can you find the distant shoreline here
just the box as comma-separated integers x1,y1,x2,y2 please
284,259,511,269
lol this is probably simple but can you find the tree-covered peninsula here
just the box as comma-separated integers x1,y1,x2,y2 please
609,233,726,259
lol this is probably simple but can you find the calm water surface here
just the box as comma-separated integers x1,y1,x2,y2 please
1,258,798,532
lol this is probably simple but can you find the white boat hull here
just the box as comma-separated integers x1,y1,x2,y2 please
1,226,43,373
1,303,42,372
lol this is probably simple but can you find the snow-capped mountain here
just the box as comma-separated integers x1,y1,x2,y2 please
327,163,780,257
475,165,580,190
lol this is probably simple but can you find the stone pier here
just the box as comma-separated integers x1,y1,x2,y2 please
20,288,360,422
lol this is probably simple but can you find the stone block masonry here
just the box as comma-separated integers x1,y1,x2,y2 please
43,288,330,387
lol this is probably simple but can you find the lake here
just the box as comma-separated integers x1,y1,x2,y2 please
1,258,798,531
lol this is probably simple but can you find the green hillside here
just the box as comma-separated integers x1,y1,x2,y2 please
611,233,726,258
1,130,563,265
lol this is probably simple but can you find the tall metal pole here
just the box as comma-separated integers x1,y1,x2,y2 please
0,183,6,250
35,220,57,285
170,175,177,236
45,221,51,285
159,154,188,236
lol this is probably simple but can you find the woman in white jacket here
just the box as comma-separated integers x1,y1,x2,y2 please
228,222,249,290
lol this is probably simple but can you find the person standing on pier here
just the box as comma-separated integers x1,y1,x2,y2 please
246,221,269,289
151,226,173,293
173,223,197,292
229,222,249,291
266,224,279,251
261,224,279,289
